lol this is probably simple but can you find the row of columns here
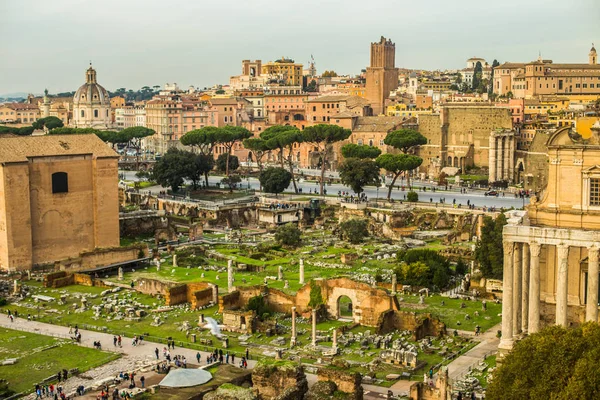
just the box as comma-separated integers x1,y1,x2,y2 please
500,241,599,350
489,134,515,183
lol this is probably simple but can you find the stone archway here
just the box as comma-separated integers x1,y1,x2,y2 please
337,295,353,319
327,287,360,323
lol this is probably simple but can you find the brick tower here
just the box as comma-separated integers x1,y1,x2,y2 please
365,36,399,115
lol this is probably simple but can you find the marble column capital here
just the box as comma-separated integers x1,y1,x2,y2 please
529,242,541,257
503,241,515,256
588,246,599,263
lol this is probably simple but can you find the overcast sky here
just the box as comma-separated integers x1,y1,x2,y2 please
1,0,598,95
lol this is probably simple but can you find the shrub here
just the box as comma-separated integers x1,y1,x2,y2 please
338,218,369,244
274,223,302,248
406,190,419,202
308,280,324,309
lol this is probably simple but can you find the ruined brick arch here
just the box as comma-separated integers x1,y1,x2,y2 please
327,287,361,323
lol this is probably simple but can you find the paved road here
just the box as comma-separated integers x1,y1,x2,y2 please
445,323,500,381
121,170,528,209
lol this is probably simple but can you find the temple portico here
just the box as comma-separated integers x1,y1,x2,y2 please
489,130,516,183
499,221,600,351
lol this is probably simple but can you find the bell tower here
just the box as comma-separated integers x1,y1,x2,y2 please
590,44,597,65
365,36,399,115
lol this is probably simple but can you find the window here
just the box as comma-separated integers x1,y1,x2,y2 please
81,110,85,118
52,172,68,194
94,109,99,118
591,179,600,206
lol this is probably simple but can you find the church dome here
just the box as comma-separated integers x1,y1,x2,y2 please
73,66,110,107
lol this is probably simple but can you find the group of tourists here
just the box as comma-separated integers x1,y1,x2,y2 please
34,383,65,399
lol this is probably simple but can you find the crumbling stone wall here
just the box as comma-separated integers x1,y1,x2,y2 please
219,286,264,312
54,244,147,272
316,368,363,400
377,310,446,340
252,362,308,400
44,272,107,289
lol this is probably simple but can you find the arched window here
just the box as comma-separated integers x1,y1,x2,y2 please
52,172,68,194
94,109,99,118
81,110,85,118
106,109,109,117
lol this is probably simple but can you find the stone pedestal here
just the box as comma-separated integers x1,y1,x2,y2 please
299,259,305,285
391,275,397,295
290,307,297,346
311,309,317,346
118,267,124,281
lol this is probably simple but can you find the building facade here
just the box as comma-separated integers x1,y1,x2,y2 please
0,103,40,123
261,58,303,86
365,37,399,115
0,135,120,271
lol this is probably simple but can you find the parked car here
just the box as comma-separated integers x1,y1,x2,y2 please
484,190,499,196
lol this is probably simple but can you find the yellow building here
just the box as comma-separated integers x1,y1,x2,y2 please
0,103,40,123
386,104,433,118
0,134,120,271
261,58,303,86
494,46,600,99
500,118,600,353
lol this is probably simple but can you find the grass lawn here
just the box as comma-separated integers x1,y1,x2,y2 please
0,327,119,395
398,294,502,332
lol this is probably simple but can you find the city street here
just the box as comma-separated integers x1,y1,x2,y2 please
121,170,529,209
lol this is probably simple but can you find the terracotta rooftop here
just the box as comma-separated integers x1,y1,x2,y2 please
307,95,371,108
495,63,526,69
0,134,118,163
1,103,39,110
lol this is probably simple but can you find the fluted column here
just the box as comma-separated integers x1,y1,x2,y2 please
521,243,530,334
499,241,515,350
290,307,297,346
311,309,317,346
489,134,497,182
497,137,504,181
556,244,570,327
509,136,515,183
528,242,542,333
513,242,523,337
586,246,599,322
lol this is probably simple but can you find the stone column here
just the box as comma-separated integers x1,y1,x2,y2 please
332,329,338,352
290,307,297,346
499,241,515,350
556,244,570,327
521,243,530,334
173,254,177,267
512,242,522,337
299,259,305,285
508,136,515,183
391,274,397,295
278,266,284,281
497,137,504,181
212,285,218,304
227,260,234,293
13,280,18,295
528,242,542,333
489,134,497,182
586,246,599,322
311,309,317,346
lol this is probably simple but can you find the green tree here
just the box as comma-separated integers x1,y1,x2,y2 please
247,295,270,319
220,175,242,191
398,261,430,286
242,137,270,173
0,125,34,136
215,89,225,95
308,280,324,309
181,126,220,156
32,116,64,131
305,79,317,92
259,167,292,196
338,218,369,244
475,213,507,279
340,143,382,159
383,129,427,154
187,154,215,190
48,127,102,135
339,158,380,195
216,126,251,176
261,125,303,193
274,223,302,248
301,124,352,195
395,249,453,289
487,323,600,400
472,61,483,90
152,148,188,192
376,153,423,200
489,59,500,95
216,153,239,173
322,70,338,77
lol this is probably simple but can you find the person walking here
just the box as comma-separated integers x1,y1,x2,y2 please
245,348,249,360
117,335,122,348
155,348,159,359
113,336,117,347
196,352,201,364
140,376,145,389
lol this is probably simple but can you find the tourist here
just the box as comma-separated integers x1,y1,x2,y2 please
225,352,229,364
140,375,145,388
196,352,201,364
231,353,235,364
113,336,118,347
245,348,249,360
111,387,118,400
9,314,13,322
118,335,122,347
155,348,159,359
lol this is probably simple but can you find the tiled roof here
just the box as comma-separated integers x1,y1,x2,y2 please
1,103,39,110
0,134,118,163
